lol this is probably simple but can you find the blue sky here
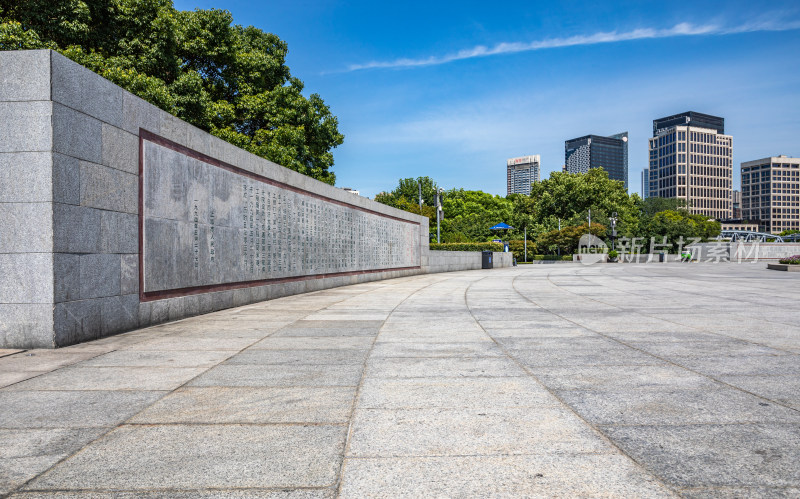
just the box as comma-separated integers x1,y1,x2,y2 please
175,0,800,198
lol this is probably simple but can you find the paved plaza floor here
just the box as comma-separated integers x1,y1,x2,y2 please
1,263,799,497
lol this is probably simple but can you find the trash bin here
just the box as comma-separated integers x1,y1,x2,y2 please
659,252,666,263
481,251,493,269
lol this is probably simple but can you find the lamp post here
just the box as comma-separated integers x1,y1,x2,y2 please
608,211,618,250
436,188,443,244
523,225,527,263
557,217,561,257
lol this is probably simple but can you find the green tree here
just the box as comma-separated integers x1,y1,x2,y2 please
537,223,608,255
440,189,514,242
374,177,439,208
0,0,343,184
529,169,637,235
638,210,721,252
636,196,688,218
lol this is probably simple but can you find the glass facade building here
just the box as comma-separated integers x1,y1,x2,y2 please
564,132,628,189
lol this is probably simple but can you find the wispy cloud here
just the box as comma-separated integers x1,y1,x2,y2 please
345,19,800,72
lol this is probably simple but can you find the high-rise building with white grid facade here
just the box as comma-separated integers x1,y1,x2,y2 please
741,156,800,234
506,155,540,196
648,112,732,219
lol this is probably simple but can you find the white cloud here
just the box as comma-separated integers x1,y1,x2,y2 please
345,19,800,72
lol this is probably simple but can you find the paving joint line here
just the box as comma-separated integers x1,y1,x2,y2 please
551,267,794,342
334,274,463,498
6,274,434,496
465,269,681,497
529,269,800,413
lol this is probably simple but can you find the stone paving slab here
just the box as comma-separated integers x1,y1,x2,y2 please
225,348,369,365
0,350,104,371
25,424,348,491
0,371,48,389
130,386,357,424
557,388,800,425
527,364,720,391
719,375,800,410
0,428,107,495
9,491,335,498
365,357,527,378
627,339,791,358
188,364,364,387
6,366,206,391
125,336,260,351
602,424,800,488
369,341,505,358
0,390,165,428
2,264,800,496
357,377,559,410
78,349,234,367
338,454,674,497
347,406,610,457
249,336,374,350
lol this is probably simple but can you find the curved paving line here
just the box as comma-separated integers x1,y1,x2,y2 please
10,273,435,497
334,273,462,497
510,267,800,413
461,268,680,497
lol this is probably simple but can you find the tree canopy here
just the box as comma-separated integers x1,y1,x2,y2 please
529,168,638,234
376,170,721,251
0,0,343,184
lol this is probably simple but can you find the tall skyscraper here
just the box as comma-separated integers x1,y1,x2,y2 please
564,132,628,189
506,155,540,195
648,111,732,219
642,168,650,199
741,156,800,233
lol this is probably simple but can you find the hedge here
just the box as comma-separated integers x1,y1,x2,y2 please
518,255,573,263
430,242,504,252
509,240,536,261
532,255,573,261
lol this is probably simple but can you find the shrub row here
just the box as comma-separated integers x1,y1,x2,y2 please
531,255,573,261
430,242,504,252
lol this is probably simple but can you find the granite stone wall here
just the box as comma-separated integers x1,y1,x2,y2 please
0,50,504,348
688,242,800,262
426,251,513,273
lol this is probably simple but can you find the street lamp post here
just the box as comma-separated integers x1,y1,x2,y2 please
436,188,443,244
557,217,561,257
609,212,618,250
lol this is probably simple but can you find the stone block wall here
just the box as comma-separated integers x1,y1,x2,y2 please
688,242,800,262
425,251,513,273
1,50,509,348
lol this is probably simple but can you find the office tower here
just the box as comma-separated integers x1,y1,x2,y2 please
741,156,800,233
642,168,650,199
731,190,741,219
506,155,540,195
564,132,628,189
648,111,732,219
